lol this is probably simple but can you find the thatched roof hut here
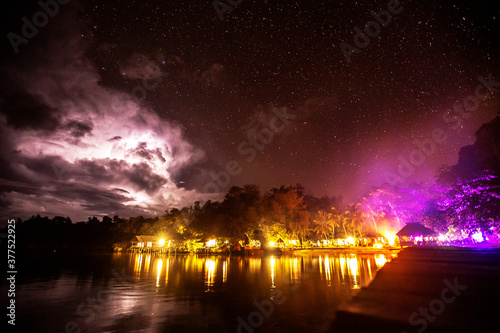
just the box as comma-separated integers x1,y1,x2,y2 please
397,223,438,247
396,223,437,237
130,235,160,248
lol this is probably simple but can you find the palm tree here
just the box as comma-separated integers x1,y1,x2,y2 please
330,207,344,238
313,210,335,240
339,211,351,238
341,204,365,238
350,206,366,238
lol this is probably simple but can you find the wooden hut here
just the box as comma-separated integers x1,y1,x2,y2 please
396,223,438,247
129,235,160,252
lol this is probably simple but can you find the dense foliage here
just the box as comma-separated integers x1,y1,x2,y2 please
8,115,500,250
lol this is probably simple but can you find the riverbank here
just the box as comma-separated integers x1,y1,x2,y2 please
331,246,500,333
290,247,401,256
123,246,402,257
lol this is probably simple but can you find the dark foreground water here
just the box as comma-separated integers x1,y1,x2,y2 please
5,251,396,332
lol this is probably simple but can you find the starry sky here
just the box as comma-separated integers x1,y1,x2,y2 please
1,0,499,221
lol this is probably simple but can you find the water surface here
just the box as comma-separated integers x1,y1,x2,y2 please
7,251,396,332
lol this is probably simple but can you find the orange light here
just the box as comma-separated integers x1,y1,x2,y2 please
384,233,397,246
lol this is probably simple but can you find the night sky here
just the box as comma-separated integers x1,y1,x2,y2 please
1,0,499,221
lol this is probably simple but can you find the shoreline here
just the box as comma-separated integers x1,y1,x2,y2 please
20,245,499,257
290,247,401,255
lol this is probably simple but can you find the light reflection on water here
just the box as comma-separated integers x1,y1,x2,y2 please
155,258,162,287
11,252,396,333
223,259,228,284
375,253,389,268
129,252,391,291
205,257,216,289
270,256,276,288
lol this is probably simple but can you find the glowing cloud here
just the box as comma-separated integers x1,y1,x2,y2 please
0,24,210,221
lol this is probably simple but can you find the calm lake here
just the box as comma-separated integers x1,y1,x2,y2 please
8,251,396,332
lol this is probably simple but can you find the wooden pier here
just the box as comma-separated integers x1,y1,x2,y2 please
331,246,500,333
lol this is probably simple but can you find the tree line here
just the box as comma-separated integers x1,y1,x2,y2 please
8,115,500,251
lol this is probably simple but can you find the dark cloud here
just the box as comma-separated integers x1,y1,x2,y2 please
63,120,93,138
130,142,167,163
0,90,60,132
123,162,168,193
